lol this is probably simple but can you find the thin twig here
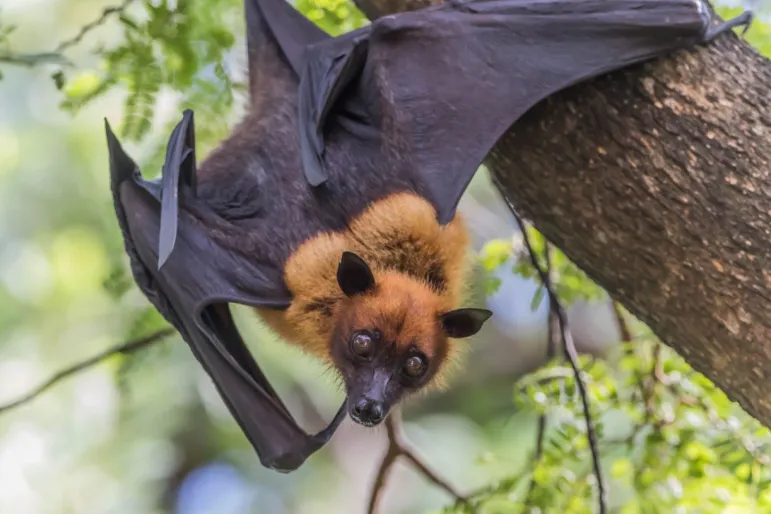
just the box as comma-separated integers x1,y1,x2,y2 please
399,447,464,500
515,218,607,514
613,304,662,464
55,0,136,53
645,343,664,423
367,426,401,514
613,301,654,421
524,244,559,503
613,303,665,427
0,328,174,415
366,409,468,514
611,301,631,342
651,343,664,383
0,0,135,69
490,181,607,514
0,52,70,67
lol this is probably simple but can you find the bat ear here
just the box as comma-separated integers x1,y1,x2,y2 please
337,251,375,297
440,308,493,339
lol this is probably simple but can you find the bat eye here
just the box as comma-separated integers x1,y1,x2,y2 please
402,355,427,378
351,332,374,357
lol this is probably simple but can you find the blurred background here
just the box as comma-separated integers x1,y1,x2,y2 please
0,1,768,513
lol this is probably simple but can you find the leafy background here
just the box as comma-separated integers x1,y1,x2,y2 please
0,1,768,513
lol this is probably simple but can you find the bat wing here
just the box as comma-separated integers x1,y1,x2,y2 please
105,112,345,472
299,0,753,223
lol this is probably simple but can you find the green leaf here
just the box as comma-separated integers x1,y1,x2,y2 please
119,14,140,31
102,265,132,299
51,70,65,90
483,275,503,296
530,284,545,312
479,238,512,271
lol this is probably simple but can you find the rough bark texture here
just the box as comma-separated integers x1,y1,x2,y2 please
490,36,771,423
355,0,771,428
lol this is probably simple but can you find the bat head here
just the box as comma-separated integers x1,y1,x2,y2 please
329,251,491,427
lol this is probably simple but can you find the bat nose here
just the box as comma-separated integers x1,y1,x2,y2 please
351,398,385,426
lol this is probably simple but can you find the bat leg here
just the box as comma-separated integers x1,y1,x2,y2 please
702,11,754,42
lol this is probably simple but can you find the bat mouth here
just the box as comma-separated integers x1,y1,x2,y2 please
349,415,384,428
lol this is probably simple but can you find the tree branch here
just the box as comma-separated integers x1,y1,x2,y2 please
366,409,468,514
0,327,174,415
366,430,401,514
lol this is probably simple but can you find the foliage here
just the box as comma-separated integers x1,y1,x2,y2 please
295,0,368,35
59,0,242,142
1,0,367,151
479,225,606,308
466,227,771,513
442,338,771,512
0,12,12,82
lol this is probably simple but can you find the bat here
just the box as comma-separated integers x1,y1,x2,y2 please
104,0,753,472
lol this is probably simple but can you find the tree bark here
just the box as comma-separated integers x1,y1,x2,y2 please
355,0,771,428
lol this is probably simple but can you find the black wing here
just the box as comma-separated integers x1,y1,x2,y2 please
106,111,345,473
297,0,753,223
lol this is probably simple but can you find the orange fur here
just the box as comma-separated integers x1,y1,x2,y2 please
255,192,472,388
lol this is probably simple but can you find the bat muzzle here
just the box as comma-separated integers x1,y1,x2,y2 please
350,397,386,427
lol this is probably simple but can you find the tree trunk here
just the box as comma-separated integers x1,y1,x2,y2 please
355,0,771,428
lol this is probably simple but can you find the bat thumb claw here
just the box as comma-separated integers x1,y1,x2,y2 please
157,248,171,270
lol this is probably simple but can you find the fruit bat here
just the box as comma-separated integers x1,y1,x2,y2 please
104,0,753,472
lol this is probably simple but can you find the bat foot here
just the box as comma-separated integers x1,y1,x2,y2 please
703,11,754,42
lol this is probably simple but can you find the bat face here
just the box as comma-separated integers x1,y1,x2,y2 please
330,328,431,426
330,252,491,426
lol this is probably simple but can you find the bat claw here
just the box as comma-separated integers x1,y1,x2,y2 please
703,10,754,42
740,14,754,37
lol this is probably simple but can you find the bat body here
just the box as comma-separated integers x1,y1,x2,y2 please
105,0,753,472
